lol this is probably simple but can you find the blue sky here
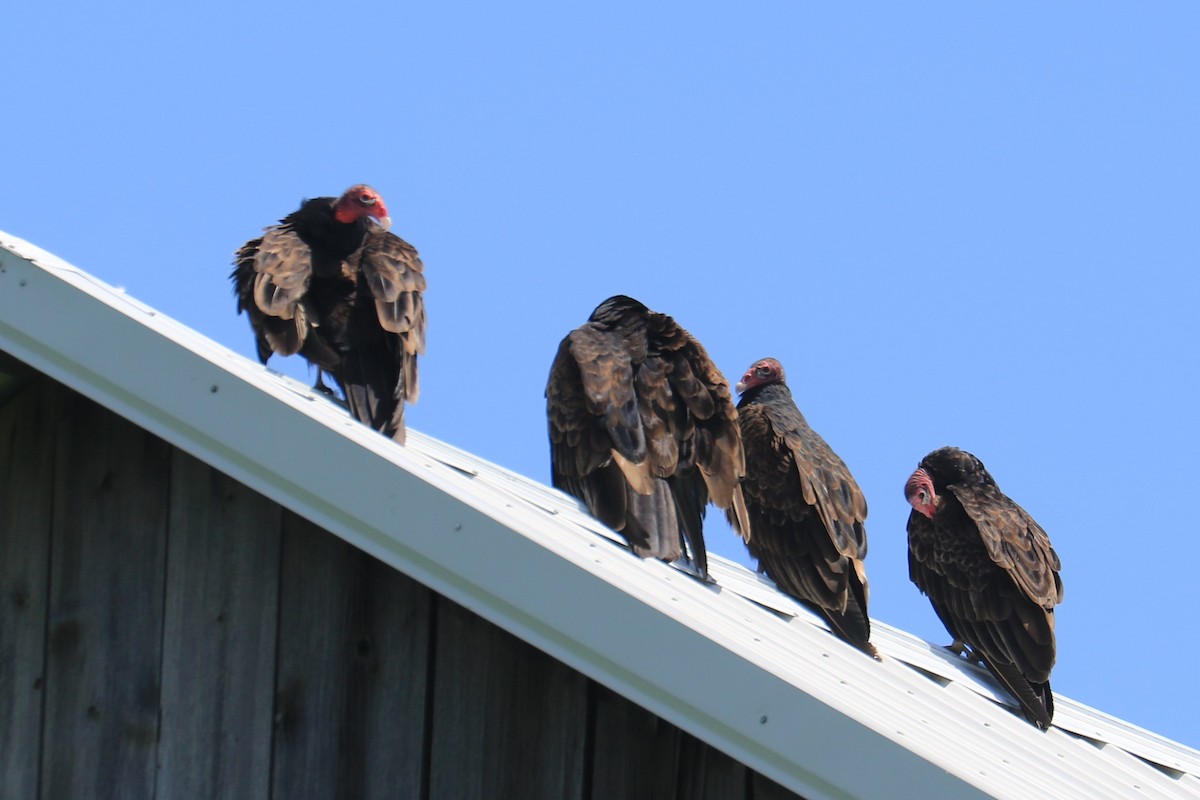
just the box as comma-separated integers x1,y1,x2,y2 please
6,2,1199,747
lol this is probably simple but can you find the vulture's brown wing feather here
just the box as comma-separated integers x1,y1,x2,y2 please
231,240,274,364
771,405,869,563
943,482,1062,684
648,313,749,536
733,394,872,653
949,483,1063,610
359,231,427,404
232,226,316,360
251,227,312,318
567,322,646,466
780,411,872,652
332,231,426,444
547,331,642,534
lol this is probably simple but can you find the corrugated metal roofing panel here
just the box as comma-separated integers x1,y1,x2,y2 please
1054,702,1200,777
2,229,1197,800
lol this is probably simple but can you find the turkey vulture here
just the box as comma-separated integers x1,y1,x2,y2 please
726,358,876,658
905,446,1063,729
546,295,750,579
231,184,425,443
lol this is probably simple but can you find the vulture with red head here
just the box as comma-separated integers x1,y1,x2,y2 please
231,184,425,443
546,295,749,579
727,358,876,658
905,446,1064,729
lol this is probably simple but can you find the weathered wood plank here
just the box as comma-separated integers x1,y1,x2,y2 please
428,599,588,800
0,379,56,799
156,449,282,800
271,513,366,800
752,770,806,800
359,556,433,800
272,512,431,800
677,734,749,799
41,390,171,800
589,685,682,800
0,349,37,405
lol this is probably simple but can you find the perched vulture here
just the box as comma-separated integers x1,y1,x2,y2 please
546,295,750,579
727,358,876,658
905,446,1064,729
231,184,425,443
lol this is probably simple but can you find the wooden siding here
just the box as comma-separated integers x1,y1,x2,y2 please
0,371,803,800
0,379,56,799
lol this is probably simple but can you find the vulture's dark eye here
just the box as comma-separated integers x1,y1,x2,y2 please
756,365,771,376
360,194,376,205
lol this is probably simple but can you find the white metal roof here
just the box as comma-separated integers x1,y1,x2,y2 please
2,229,1197,800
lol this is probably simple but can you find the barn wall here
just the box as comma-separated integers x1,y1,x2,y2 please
0,371,804,800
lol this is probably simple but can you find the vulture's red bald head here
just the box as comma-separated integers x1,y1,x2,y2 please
905,468,938,519
736,358,786,394
333,184,392,230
